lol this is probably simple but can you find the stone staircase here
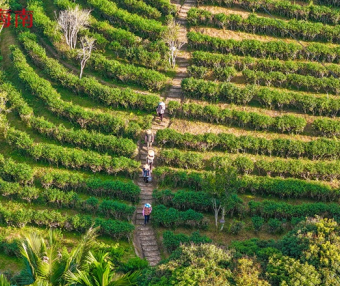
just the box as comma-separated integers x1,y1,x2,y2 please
132,0,195,267
167,0,195,102
133,119,169,267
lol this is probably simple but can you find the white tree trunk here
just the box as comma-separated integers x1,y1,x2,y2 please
57,5,91,50
78,36,95,79
212,198,221,229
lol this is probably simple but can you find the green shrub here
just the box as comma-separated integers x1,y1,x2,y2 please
252,216,265,233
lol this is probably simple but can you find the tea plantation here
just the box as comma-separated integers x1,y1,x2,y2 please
0,0,340,285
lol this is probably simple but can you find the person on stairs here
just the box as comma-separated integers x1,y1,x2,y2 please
145,129,154,150
146,150,155,170
143,203,152,225
142,164,151,183
156,102,165,122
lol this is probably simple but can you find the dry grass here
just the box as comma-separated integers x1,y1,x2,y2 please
170,118,319,142
184,98,340,125
191,26,339,48
199,5,287,20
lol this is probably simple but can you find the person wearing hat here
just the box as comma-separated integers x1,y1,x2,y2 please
142,164,151,183
143,203,152,225
145,129,154,150
146,150,155,170
156,102,165,122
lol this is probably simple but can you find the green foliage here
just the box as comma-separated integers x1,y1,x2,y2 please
139,244,234,286
142,0,176,15
119,257,148,273
40,170,140,202
0,203,134,239
152,205,207,229
192,51,340,78
88,53,169,91
6,127,140,175
229,219,245,235
243,69,340,95
10,45,145,138
162,230,211,252
153,189,212,212
267,255,321,286
168,100,308,134
252,216,265,233
188,31,340,63
154,167,338,201
197,0,340,25
267,219,284,234
188,8,340,43
182,77,340,117
156,128,340,162
86,0,166,40
0,154,33,185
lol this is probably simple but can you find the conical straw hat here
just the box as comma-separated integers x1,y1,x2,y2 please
143,164,150,169
146,129,152,134
148,150,154,157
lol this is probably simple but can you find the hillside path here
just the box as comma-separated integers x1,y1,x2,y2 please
166,0,195,104
132,0,195,266
133,117,169,266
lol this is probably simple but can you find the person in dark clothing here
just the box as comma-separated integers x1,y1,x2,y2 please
142,164,151,183
156,102,165,121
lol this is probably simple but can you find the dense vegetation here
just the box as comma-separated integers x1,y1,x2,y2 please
1,0,340,283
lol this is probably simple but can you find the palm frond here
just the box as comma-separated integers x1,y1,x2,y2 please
110,271,140,286
65,269,93,286
0,274,11,286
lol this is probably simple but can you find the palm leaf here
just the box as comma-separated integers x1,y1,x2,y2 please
0,275,11,286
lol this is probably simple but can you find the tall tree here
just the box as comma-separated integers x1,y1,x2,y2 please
203,167,240,230
162,19,185,69
56,5,91,50
78,36,95,79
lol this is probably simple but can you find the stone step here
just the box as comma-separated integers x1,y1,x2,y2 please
137,226,152,231
169,88,182,92
136,214,151,220
146,256,161,263
141,240,158,246
149,260,160,266
138,184,155,189
139,231,155,236
145,254,161,261
139,197,152,201
142,245,160,252
139,235,155,241
170,84,181,88
145,252,161,258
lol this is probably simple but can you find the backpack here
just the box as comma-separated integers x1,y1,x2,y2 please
157,104,165,114
144,207,152,215
143,169,150,177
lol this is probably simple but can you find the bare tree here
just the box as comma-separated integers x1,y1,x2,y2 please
162,19,185,69
78,36,95,79
56,5,91,50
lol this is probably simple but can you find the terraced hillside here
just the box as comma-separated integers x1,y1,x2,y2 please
1,0,340,283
